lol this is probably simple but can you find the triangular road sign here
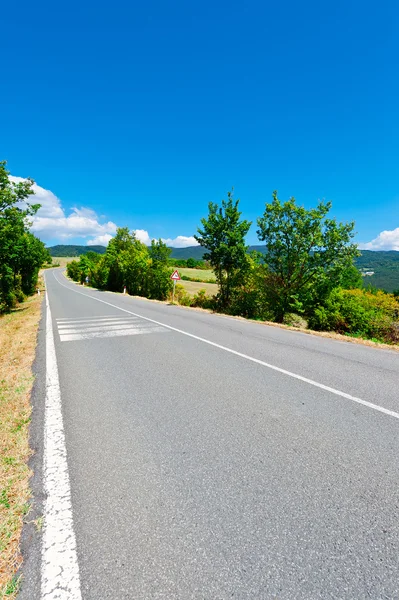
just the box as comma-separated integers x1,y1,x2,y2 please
170,269,181,281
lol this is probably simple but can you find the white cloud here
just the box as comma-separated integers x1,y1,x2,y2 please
10,176,199,248
359,228,399,251
9,176,118,244
133,230,198,248
161,235,199,248
87,234,114,246
134,229,153,245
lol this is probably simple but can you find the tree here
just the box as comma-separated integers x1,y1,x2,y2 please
0,160,49,312
195,190,252,309
148,238,171,265
148,239,173,300
105,228,136,291
256,191,359,322
339,264,363,290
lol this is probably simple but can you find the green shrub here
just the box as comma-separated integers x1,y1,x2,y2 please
172,284,192,306
283,313,308,328
66,260,81,282
308,288,399,343
191,289,215,309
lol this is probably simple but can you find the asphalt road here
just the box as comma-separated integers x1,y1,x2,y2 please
21,269,399,599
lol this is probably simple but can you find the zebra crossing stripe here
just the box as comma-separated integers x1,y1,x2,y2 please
56,315,167,342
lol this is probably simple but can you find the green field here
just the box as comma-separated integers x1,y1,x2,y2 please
174,267,215,281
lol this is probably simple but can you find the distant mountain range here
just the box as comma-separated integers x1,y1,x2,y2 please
48,244,107,256
47,245,399,292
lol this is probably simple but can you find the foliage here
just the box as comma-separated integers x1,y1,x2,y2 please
308,288,399,343
170,285,215,309
147,239,173,299
49,243,399,294
339,264,363,290
172,284,192,306
66,228,173,301
66,260,81,282
195,190,251,310
256,191,359,321
0,161,50,312
191,289,215,309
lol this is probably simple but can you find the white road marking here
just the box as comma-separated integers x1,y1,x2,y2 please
60,327,165,342
56,316,135,324
56,315,166,341
41,293,82,599
57,320,141,330
52,271,399,421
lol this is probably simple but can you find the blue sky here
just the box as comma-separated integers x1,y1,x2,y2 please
1,0,398,249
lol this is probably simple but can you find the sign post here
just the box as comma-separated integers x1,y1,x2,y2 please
170,269,181,303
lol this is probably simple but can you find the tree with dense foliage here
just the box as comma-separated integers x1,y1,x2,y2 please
339,264,363,290
0,161,50,312
195,190,251,310
67,228,173,301
256,191,359,322
147,239,173,299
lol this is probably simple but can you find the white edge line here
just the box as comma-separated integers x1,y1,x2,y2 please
51,271,399,422
41,291,82,599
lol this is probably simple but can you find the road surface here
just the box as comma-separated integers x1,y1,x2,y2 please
21,269,399,599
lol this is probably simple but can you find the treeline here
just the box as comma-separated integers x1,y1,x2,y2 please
67,229,173,300
191,190,399,344
66,188,399,344
0,162,50,313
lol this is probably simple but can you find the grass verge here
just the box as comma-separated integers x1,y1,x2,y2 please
0,287,43,599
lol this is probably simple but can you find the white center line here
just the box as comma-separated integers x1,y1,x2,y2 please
41,292,82,599
51,271,399,422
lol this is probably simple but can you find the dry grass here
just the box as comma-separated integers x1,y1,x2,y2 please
50,256,76,268
179,280,218,297
0,286,43,599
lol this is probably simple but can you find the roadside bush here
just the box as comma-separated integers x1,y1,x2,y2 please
308,288,399,343
283,313,308,328
191,289,215,309
90,258,109,289
172,284,192,306
66,260,81,282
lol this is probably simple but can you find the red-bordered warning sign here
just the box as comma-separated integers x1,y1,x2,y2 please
170,270,181,281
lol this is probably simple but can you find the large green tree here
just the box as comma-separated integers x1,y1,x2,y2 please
0,161,49,312
147,239,173,299
195,191,251,309
67,229,172,301
256,191,359,322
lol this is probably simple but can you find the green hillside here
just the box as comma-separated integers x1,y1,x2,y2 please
355,250,399,293
48,244,107,257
